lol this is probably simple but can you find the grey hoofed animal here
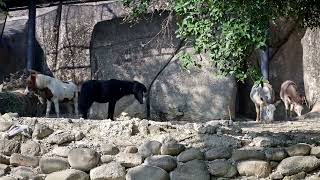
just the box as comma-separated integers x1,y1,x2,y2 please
280,80,306,119
250,82,275,122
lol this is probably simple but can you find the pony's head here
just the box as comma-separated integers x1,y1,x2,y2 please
133,81,147,104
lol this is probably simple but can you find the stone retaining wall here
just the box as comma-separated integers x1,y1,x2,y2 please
1,113,320,179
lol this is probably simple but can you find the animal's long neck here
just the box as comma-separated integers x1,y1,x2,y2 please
290,89,302,104
286,82,302,104
122,81,134,95
36,74,52,89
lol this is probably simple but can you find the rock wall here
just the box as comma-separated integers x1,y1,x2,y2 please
0,7,55,80
2,2,313,121
302,28,320,112
89,12,236,121
3,1,237,121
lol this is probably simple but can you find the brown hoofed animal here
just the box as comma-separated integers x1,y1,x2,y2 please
280,80,306,119
24,72,79,118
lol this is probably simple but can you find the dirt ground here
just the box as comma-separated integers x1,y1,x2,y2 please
13,114,320,154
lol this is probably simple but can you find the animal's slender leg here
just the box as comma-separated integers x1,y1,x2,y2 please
259,105,263,122
289,104,294,118
107,101,116,120
53,98,60,118
74,92,79,117
46,100,51,118
255,104,259,122
80,100,93,119
284,101,289,120
82,110,88,119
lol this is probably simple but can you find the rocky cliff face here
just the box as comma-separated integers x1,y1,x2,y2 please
32,2,127,83
1,1,315,120
239,20,307,119
89,12,236,121
2,1,237,121
302,28,320,112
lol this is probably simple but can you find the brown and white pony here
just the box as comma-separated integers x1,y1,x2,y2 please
24,72,78,118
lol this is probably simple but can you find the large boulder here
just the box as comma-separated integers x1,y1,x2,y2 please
310,146,320,158
0,140,20,156
39,157,70,174
126,165,170,180
51,146,71,158
115,152,143,168
0,14,52,82
144,155,177,171
0,118,13,132
45,169,89,180
20,140,41,156
205,146,232,160
10,153,39,168
161,142,185,156
125,146,138,153
0,154,10,165
283,172,306,180
177,148,204,162
10,166,36,180
265,148,288,161
275,156,320,176
100,155,114,164
231,149,266,161
207,159,238,178
46,131,75,145
302,28,320,112
286,144,311,156
90,12,237,121
170,160,210,180
237,160,272,178
138,140,162,158
0,164,10,177
32,124,54,140
100,144,120,155
68,148,100,171
0,177,16,180
90,162,125,180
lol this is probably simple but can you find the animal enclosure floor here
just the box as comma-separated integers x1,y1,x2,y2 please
238,119,320,134
14,116,320,152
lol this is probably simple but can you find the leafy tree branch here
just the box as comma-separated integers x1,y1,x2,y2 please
122,0,320,83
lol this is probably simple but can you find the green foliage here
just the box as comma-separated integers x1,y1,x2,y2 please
0,0,7,14
179,51,202,71
123,0,152,22
123,0,319,82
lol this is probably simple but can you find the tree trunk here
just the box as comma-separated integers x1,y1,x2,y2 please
259,49,269,80
302,28,320,112
26,0,36,71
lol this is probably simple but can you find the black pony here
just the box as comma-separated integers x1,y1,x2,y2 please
78,79,147,120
